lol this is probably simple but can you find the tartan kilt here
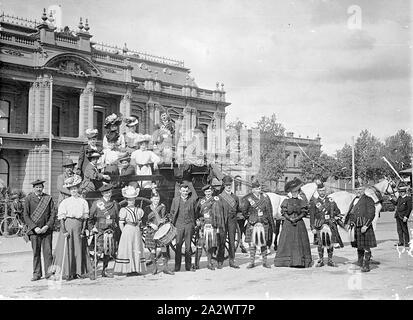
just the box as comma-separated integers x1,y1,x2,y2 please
96,229,117,257
245,223,270,244
351,226,377,249
197,226,218,249
144,227,156,249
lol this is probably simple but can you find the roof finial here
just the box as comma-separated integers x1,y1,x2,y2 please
221,83,225,91
216,82,219,90
48,11,54,24
84,18,90,32
78,17,84,30
41,8,48,22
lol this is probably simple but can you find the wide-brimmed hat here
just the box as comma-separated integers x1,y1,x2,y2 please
222,175,233,186
285,178,303,193
122,185,140,198
63,175,82,189
202,184,212,191
136,134,152,145
104,113,122,128
85,128,98,139
31,179,45,187
99,183,113,193
62,158,76,167
124,116,139,127
87,151,101,159
118,154,131,163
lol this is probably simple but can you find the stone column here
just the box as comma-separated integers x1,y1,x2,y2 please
78,80,95,138
42,74,51,135
146,99,156,134
154,104,160,125
28,78,40,134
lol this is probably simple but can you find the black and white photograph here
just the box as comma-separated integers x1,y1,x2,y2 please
0,0,412,304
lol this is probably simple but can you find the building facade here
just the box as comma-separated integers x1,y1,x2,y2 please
0,10,230,199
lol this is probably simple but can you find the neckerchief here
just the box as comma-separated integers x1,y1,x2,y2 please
220,191,236,208
30,193,52,223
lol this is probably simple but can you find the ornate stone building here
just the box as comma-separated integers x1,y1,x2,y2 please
0,10,229,199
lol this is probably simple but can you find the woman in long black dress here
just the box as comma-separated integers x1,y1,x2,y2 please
274,178,312,268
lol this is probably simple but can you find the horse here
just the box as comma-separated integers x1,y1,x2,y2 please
327,177,398,231
266,182,320,220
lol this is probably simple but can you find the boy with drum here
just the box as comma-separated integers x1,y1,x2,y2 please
143,190,175,275
194,184,225,270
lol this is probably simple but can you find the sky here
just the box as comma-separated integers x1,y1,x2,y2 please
1,0,411,155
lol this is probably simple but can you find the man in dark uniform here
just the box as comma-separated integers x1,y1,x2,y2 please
309,185,344,267
23,179,56,281
345,186,377,272
194,184,225,270
169,181,198,272
242,180,275,269
89,184,120,277
391,185,412,247
217,175,241,269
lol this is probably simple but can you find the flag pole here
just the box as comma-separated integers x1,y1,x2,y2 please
351,136,355,190
48,75,53,194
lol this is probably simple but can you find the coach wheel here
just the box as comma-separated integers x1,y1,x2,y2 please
169,233,197,257
0,216,20,237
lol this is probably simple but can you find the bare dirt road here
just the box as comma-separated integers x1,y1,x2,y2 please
0,212,412,300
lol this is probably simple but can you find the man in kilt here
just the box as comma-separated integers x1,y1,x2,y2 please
242,180,275,269
143,190,174,275
345,186,377,272
194,184,225,270
309,185,344,267
88,184,120,277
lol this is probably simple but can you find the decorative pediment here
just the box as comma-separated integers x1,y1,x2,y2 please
44,53,102,77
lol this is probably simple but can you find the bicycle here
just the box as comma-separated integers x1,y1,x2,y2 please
0,214,28,239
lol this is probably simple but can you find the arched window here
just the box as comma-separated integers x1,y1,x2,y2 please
0,158,9,187
93,106,105,140
0,100,10,134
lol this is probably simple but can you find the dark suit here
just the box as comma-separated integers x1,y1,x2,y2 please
169,194,198,271
118,165,137,188
23,192,56,278
77,144,103,177
392,195,412,246
217,191,240,265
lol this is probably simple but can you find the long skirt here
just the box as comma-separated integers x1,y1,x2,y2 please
274,219,312,268
114,224,146,274
351,226,377,249
52,218,92,279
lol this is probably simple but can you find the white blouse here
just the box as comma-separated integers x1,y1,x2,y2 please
58,196,89,220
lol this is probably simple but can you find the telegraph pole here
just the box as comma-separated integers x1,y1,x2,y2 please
48,75,53,194
351,136,355,190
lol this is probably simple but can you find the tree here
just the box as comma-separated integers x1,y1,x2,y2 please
299,143,339,181
253,114,287,190
335,143,353,179
382,129,412,174
355,130,385,182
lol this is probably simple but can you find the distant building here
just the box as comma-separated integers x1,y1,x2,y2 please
223,129,322,195
0,10,230,199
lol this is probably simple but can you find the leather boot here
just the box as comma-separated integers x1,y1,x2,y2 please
102,256,113,278
315,247,324,267
247,245,256,269
327,248,337,267
361,251,371,273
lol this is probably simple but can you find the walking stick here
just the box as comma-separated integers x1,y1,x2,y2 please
94,233,97,280
60,235,67,282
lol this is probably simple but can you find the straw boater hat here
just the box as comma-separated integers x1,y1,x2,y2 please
122,185,140,198
124,116,139,127
31,179,46,187
87,151,101,159
63,175,82,189
104,113,122,128
85,128,98,139
98,183,113,193
285,178,303,193
118,154,131,163
136,134,152,145
62,158,76,167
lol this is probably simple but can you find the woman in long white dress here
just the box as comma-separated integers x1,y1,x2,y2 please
130,135,160,188
114,186,146,276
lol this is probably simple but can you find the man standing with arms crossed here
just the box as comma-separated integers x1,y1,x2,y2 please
23,179,56,281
